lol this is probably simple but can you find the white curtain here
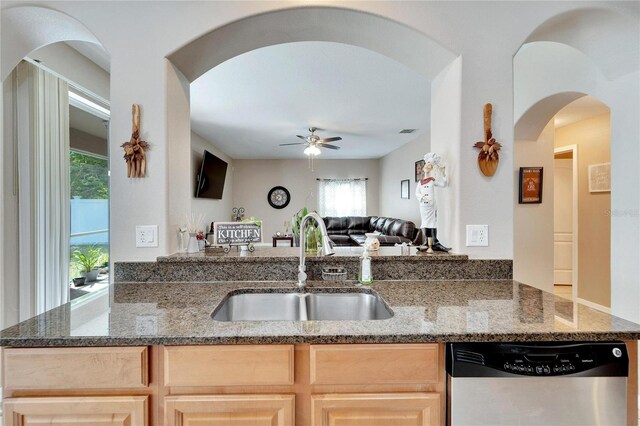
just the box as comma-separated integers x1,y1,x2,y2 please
16,61,70,317
318,179,367,217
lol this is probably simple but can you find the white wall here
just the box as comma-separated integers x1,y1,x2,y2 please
378,136,429,226
232,159,380,239
430,58,462,253
1,2,638,317
191,131,234,233
513,122,555,293
70,128,107,157
28,42,109,101
514,41,640,321
1,75,19,328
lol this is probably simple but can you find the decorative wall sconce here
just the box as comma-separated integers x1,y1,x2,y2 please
121,104,150,178
473,103,501,176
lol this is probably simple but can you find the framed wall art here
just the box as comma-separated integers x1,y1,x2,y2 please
401,179,410,199
519,167,543,204
588,162,611,193
415,160,425,182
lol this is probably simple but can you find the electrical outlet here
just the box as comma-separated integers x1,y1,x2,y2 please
466,225,489,247
136,225,158,248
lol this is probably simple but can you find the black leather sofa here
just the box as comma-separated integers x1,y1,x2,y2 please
322,216,416,247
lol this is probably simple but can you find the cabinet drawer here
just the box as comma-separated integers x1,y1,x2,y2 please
3,347,149,391
165,394,295,426
311,392,440,426
310,344,439,385
3,396,148,426
164,345,294,387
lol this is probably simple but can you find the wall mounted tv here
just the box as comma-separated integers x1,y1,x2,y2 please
195,150,228,199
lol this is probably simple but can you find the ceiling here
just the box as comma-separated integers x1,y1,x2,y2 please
554,96,610,128
70,105,107,139
65,40,610,153
190,41,430,160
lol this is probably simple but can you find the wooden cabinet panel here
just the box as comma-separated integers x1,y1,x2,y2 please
165,394,295,426
3,395,148,426
311,393,440,426
310,344,439,385
3,347,149,391
164,345,294,387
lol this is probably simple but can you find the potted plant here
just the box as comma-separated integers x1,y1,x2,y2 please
291,207,308,247
72,246,105,282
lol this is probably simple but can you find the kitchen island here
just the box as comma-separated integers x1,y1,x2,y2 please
1,279,639,425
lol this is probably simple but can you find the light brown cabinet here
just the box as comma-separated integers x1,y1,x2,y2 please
2,347,152,426
3,395,148,426
311,392,440,426
2,344,443,425
164,394,295,426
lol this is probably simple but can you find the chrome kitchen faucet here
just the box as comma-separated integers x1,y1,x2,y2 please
297,212,335,289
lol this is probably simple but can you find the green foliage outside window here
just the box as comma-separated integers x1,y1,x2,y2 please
70,151,109,199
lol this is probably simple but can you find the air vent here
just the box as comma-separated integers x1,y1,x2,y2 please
456,350,485,365
399,129,417,134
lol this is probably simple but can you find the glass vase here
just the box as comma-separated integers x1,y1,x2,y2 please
305,225,318,253
186,233,200,253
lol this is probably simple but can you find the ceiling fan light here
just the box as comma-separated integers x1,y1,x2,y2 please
304,145,321,156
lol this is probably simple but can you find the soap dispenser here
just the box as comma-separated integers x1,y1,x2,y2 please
359,250,373,285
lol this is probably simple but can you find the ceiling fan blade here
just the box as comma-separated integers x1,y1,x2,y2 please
279,142,305,146
296,135,307,140
320,144,340,150
319,136,342,143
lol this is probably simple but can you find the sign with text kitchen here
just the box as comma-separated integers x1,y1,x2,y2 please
214,222,263,245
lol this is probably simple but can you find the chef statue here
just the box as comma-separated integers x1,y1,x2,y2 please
416,152,451,252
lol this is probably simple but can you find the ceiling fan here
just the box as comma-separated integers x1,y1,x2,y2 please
279,127,342,155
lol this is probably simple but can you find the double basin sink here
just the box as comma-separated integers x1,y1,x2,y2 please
212,288,393,321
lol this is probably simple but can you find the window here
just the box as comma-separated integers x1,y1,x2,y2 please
318,179,367,217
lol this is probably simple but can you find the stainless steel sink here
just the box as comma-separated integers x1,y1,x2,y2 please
211,289,393,321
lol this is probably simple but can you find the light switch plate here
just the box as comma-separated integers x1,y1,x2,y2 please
466,225,489,246
136,225,158,248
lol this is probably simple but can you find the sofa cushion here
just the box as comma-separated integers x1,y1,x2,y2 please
323,217,349,235
387,218,415,240
371,216,390,234
349,234,367,245
327,234,357,246
344,216,371,235
377,235,412,245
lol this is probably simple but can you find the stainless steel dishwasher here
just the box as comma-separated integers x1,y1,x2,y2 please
446,342,628,425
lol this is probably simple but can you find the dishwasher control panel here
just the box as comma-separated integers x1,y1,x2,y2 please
447,342,628,377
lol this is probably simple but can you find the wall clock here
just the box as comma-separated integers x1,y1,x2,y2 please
267,186,290,209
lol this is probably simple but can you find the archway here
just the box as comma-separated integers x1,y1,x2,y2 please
513,6,638,321
1,6,109,82
1,5,111,328
164,6,459,251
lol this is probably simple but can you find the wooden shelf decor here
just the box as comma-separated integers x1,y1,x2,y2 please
473,103,501,176
121,104,150,178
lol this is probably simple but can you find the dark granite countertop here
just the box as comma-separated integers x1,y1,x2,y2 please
157,246,469,262
1,280,639,347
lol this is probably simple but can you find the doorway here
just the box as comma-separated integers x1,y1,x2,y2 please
553,145,578,302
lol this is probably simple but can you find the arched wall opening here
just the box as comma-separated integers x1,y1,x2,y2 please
1,5,111,328
513,6,639,322
514,93,611,308
163,6,460,253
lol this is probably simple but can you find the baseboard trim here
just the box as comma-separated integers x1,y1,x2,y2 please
577,297,611,314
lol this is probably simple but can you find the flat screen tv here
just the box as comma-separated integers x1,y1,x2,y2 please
195,150,228,199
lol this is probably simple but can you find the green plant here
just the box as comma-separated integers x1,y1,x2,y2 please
291,207,308,237
72,246,105,273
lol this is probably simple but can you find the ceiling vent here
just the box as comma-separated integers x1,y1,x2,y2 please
399,129,417,134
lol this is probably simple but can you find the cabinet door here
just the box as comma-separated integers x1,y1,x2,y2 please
3,396,148,426
311,393,440,426
165,394,295,426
